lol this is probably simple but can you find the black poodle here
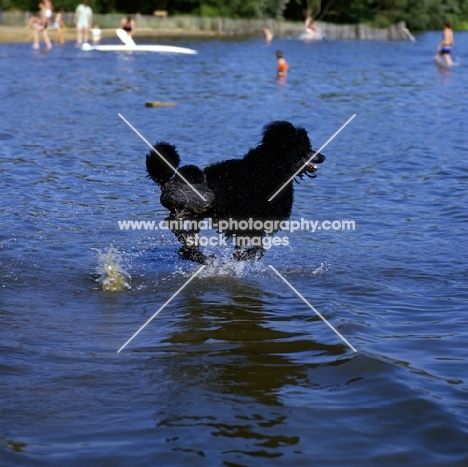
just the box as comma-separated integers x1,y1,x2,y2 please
146,121,325,264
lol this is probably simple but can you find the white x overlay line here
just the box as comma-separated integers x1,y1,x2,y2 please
117,265,206,353
269,265,357,352
118,113,207,201
268,114,356,201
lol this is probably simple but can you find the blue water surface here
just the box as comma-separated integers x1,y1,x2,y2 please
0,31,467,466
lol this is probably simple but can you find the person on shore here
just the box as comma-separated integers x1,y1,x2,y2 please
120,16,136,38
91,24,102,44
73,0,93,44
276,50,289,78
435,20,454,66
28,8,52,50
53,8,65,44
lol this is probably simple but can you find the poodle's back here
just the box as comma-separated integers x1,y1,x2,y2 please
204,156,294,222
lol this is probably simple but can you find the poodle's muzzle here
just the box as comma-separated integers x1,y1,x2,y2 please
304,150,326,173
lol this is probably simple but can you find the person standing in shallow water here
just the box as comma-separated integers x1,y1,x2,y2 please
91,24,102,44
28,14,44,50
28,6,52,50
41,0,53,28
276,50,289,78
262,27,273,44
54,8,65,44
120,16,136,39
74,0,93,44
435,20,454,66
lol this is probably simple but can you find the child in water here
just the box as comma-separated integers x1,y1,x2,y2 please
276,50,289,78
91,25,102,44
54,8,65,44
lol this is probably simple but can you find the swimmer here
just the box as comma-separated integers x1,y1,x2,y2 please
435,20,454,66
276,50,289,78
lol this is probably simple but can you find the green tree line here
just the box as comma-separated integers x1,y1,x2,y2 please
2,0,468,30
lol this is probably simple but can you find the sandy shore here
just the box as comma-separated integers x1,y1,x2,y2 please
0,26,218,44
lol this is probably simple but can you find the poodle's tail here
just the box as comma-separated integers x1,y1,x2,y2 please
146,142,181,186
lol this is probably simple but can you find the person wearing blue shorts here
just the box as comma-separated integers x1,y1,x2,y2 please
435,20,454,66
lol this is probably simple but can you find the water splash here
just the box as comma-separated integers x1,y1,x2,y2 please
95,246,131,292
198,249,271,278
312,262,329,275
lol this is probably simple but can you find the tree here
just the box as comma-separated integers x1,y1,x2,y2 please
4,0,468,29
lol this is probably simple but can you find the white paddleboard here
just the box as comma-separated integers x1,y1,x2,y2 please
116,28,135,46
81,43,197,54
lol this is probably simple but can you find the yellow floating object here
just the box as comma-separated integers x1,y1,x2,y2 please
145,101,177,107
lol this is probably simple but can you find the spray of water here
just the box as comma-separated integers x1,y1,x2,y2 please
95,246,131,292
196,248,271,278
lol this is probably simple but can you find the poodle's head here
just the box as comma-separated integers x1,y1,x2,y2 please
261,121,325,178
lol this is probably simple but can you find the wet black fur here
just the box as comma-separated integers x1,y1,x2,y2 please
146,121,325,264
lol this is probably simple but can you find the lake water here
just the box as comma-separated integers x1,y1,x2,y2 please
1,31,467,466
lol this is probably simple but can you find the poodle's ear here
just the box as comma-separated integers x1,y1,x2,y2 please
265,122,313,155
262,121,296,145
146,142,180,186
295,127,313,151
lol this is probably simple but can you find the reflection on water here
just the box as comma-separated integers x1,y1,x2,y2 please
145,280,344,402
1,32,468,465
140,279,348,461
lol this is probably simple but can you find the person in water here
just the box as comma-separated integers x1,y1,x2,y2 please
28,14,44,50
38,0,53,30
73,0,93,45
91,24,102,44
53,8,65,44
262,27,273,44
435,20,454,66
304,16,316,35
28,7,52,50
276,50,289,78
120,16,136,38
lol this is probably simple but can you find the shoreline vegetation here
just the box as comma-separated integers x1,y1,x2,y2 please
0,11,417,44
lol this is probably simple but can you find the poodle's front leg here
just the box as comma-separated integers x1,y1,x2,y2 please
178,244,214,265
169,216,214,265
232,245,265,262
